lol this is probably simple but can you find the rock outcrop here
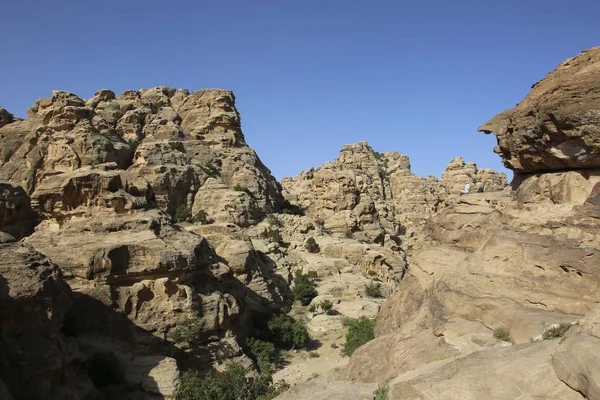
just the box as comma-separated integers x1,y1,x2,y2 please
479,47,600,175
282,141,507,241
0,242,97,400
0,183,38,242
0,107,14,128
0,87,283,222
336,48,600,400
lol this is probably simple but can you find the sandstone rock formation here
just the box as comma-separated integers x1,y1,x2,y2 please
0,183,38,241
0,107,14,128
479,46,600,175
335,48,600,400
0,242,97,400
282,141,507,242
0,87,283,222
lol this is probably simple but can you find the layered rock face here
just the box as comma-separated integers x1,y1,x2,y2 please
0,87,283,222
0,87,294,398
479,46,600,174
338,48,600,400
0,241,97,400
282,141,507,241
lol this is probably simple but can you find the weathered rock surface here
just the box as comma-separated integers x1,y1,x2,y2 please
388,341,580,400
282,141,507,242
479,47,600,174
343,191,599,384
439,156,508,196
0,107,14,128
273,378,377,400
0,183,38,241
553,304,600,400
0,87,283,223
0,242,97,399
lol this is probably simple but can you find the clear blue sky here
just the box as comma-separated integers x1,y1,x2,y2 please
2,1,599,181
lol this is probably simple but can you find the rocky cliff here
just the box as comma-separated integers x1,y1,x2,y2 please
282,141,507,243
0,87,294,399
335,48,600,400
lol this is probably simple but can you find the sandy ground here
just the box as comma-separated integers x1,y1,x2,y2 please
273,326,349,385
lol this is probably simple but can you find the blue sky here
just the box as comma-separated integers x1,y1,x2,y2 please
1,1,599,181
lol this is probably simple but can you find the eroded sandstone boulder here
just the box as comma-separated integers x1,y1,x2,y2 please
479,47,600,174
0,183,38,241
0,242,97,399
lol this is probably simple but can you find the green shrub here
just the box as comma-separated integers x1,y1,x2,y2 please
127,139,141,153
292,270,318,306
542,323,572,340
170,318,203,344
314,218,325,228
308,351,319,358
331,343,338,349
85,351,123,388
232,184,245,192
246,337,277,372
308,304,316,313
318,299,334,315
493,326,512,342
174,204,192,223
373,385,389,400
342,317,376,356
267,314,309,349
344,229,353,239
175,361,288,400
365,281,382,298
191,209,211,224
260,228,282,244
305,237,320,253
202,164,220,178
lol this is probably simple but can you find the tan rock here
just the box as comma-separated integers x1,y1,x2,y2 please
273,378,377,400
553,305,600,400
0,242,97,399
388,341,581,400
479,47,600,174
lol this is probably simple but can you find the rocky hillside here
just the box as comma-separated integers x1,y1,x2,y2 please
282,141,507,243
331,47,600,400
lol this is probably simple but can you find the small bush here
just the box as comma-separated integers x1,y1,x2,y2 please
308,352,319,358
344,229,353,239
175,361,288,400
493,326,512,342
246,337,277,373
318,299,334,315
373,385,389,400
191,209,212,224
292,270,318,306
174,204,192,223
542,323,573,340
342,317,376,356
268,314,309,349
170,318,203,344
330,343,338,349
365,281,382,298
127,139,140,153
260,228,283,244
232,184,245,192
314,218,325,228
308,304,316,313
202,164,220,178
305,237,320,253
86,351,123,388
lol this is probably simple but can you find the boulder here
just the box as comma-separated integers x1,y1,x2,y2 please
479,47,600,174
